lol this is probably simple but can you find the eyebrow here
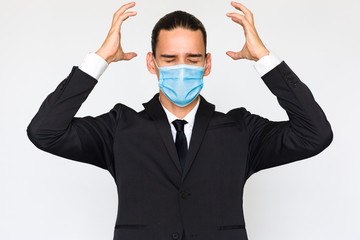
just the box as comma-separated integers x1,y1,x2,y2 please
159,54,204,58
160,54,176,58
187,54,203,58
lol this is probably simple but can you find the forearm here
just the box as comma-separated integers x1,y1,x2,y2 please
26,65,118,171
230,61,333,176
262,61,333,150
27,66,97,149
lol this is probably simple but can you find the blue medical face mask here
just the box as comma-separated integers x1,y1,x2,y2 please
154,57,206,107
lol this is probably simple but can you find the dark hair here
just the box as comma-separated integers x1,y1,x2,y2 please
151,11,207,57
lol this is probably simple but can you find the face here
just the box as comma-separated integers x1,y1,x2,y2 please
146,27,211,77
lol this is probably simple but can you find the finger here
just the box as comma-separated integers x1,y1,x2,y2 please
113,11,137,30
230,1,254,25
226,13,249,28
226,51,244,60
114,2,136,19
117,11,137,24
230,2,251,16
123,52,137,61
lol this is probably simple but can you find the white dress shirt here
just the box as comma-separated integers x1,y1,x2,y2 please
78,51,282,146
161,97,200,149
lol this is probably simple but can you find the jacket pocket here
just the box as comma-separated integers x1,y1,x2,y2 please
115,224,147,229
113,225,150,240
208,122,238,130
217,225,247,240
217,224,245,230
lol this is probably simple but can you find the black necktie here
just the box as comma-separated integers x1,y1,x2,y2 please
172,119,188,172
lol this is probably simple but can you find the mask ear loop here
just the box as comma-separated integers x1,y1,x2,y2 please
202,53,208,69
152,55,160,69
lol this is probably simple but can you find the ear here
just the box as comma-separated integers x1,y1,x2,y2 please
203,53,212,77
146,52,157,75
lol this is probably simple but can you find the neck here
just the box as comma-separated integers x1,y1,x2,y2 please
159,91,198,119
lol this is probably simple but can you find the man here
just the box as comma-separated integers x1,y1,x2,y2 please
27,1,333,240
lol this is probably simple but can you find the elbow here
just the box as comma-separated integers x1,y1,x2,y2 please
324,125,334,148
27,124,43,150
311,122,334,155
320,121,333,149
26,123,52,151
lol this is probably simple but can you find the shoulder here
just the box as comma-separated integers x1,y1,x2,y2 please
225,107,270,131
104,103,140,121
108,103,153,122
206,108,249,130
226,107,250,121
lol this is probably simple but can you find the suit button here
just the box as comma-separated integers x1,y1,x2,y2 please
172,232,180,239
180,191,187,199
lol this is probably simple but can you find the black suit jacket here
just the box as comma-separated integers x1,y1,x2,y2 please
27,61,333,240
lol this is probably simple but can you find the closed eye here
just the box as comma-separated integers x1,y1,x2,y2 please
188,60,199,64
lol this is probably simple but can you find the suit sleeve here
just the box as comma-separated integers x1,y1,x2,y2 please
228,61,333,178
27,66,119,177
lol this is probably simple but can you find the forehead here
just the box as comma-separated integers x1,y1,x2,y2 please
156,28,205,56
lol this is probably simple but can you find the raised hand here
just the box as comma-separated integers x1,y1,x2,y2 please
226,1,269,61
96,2,137,64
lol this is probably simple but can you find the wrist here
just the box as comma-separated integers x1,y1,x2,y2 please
79,52,109,80
95,49,112,64
253,51,282,77
254,48,270,62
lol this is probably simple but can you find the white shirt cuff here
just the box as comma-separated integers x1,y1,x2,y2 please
253,51,282,77
79,52,109,80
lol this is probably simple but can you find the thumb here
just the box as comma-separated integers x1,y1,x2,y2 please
226,51,244,60
123,52,138,61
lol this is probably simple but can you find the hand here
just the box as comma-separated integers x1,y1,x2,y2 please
96,2,137,64
226,1,269,61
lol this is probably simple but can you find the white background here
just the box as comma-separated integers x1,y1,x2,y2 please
1,0,359,239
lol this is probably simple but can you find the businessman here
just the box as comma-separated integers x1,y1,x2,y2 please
27,1,333,240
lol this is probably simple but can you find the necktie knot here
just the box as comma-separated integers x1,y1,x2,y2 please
172,119,187,132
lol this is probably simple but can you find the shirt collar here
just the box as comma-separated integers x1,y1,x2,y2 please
160,97,200,128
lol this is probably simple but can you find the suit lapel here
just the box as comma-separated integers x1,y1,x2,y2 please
143,94,183,175
182,95,215,182
143,94,215,182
